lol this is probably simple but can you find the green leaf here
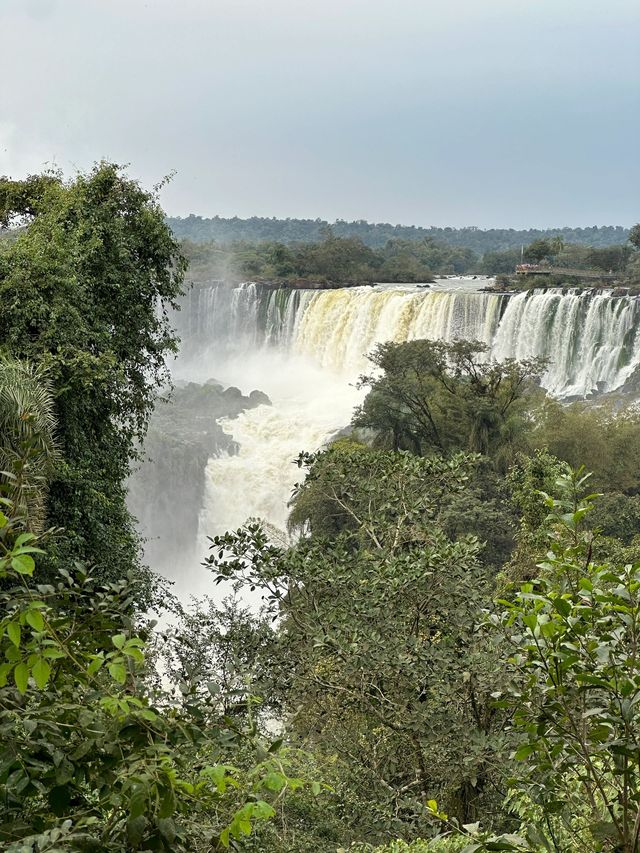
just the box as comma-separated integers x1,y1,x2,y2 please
139,708,157,722
126,815,147,846
14,662,29,693
108,662,127,685
261,771,287,792
7,622,21,648
11,554,35,575
86,654,104,676
157,817,176,843
48,785,71,817
553,597,571,617
514,743,536,761
250,800,275,820
526,824,552,850
0,662,12,687
158,786,176,819
122,646,144,663
111,634,126,649
32,657,51,689
128,783,148,819
25,609,44,632
268,737,283,753
485,836,527,850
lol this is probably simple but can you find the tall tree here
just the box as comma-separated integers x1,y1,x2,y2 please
0,163,186,582
353,339,544,467
210,445,507,835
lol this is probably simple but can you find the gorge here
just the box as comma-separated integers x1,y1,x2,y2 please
132,278,640,595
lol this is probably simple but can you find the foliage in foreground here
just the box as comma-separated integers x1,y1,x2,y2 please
0,351,309,851
0,500,310,851
489,472,640,852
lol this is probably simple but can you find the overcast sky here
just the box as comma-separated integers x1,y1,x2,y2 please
1,0,638,228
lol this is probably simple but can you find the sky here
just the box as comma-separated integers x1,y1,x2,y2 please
0,0,638,229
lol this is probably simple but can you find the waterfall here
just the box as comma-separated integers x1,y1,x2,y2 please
201,370,361,536
492,290,640,397
176,281,640,397
172,281,263,359
291,286,640,395
292,287,507,373
154,279,640,596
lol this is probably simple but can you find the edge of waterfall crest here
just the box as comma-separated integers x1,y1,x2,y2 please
173,280,640,398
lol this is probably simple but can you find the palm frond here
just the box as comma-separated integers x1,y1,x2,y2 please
0,355,59,532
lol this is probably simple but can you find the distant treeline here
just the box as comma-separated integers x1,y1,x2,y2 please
168,214,630,252
181,236,475,284
181,232,639,284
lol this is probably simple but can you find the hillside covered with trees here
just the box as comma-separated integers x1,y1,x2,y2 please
178,229,640,286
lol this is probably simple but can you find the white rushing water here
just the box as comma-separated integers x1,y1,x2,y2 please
292,285,505,374
168,278,640,595
199,352,361,539
492,289,640,397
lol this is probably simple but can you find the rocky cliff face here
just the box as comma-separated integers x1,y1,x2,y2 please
127,380,271,578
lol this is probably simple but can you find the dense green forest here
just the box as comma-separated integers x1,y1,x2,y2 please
168,215,630,253
4,165,640,852
181,236,473,284
180,230,640,285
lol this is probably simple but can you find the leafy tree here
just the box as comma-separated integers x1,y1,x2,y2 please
480,249,521,275
0,502,309,850
502,450,572,585
0,163,187,584
587,245,631,272
160,595,281,717
532,400,640,496
350,342,547,574
353,339,544,466
491,472,640,852
523,240,552,264
209,445,508,834
629,224,640,250
0,354,309,851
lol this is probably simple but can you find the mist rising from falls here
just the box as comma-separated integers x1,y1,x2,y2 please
201,357,361,536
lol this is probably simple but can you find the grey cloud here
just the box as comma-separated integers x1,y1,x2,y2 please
0,0,638,227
